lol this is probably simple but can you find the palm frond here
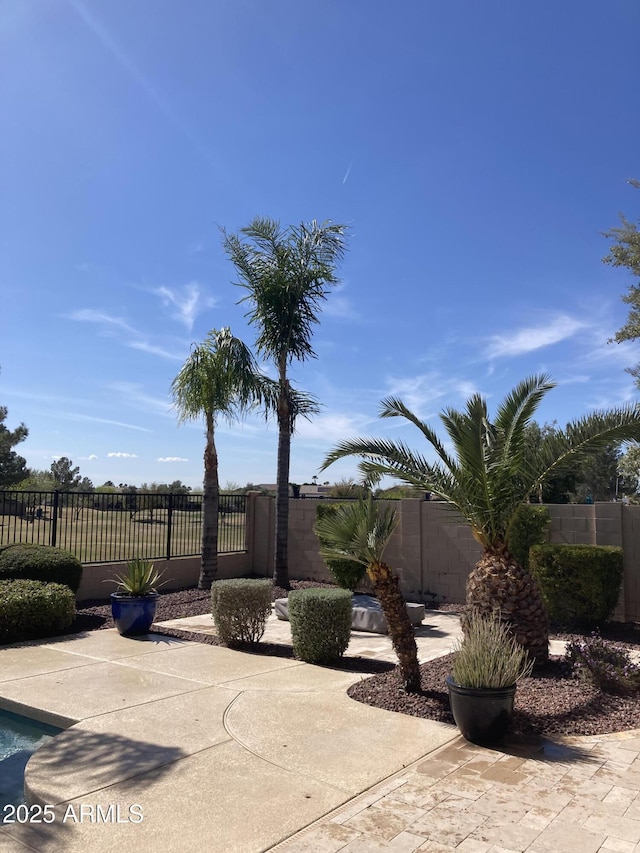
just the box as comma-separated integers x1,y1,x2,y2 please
379,397,457,471
314,497,398,567
526,405,640,492
495,374,555,462
222,218,348,366
171,327,264,426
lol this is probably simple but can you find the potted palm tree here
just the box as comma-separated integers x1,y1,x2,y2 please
446,610,532,744
313,496,421,692
110,558,166,636
321,374,640,662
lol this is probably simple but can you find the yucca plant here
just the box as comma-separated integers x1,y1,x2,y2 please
321,374,640,661
451,610,533,689
113,557,166,597
314,496,420,692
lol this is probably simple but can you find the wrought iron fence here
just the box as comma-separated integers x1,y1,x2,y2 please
0,491,247,565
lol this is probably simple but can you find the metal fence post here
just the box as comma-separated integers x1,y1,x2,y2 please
166,492,173,561
51,490,59,548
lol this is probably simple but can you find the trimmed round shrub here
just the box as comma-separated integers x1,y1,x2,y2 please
288,588,352,664
0,544,82,593
314,503,366,591
211,578,272,644
529,544,623,628
0,579,76,645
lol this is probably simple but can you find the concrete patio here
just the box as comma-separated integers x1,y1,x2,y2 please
1,610,639,852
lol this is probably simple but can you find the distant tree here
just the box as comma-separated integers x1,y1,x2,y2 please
524,422,576,503
167,480,191,494
617,444,640,498
0,402,29,488
50,457,82,491
223,217,347,589
171,327,273,589
329,478,370,499
605,180,640,384
570,445,621,503
525,422,624,503
12,469,55,491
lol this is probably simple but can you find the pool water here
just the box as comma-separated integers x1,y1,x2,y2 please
0,710,61,809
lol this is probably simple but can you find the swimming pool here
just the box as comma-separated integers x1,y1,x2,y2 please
0,709,61,811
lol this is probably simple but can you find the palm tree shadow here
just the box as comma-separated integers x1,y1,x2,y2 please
5,728,187,846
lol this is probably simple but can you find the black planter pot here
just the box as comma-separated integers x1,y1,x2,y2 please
110,592,159,636
446,676,516,745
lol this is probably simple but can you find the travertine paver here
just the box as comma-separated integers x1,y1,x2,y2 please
272,730,640,852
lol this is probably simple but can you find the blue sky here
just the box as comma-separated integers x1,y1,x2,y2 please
2,0,639,490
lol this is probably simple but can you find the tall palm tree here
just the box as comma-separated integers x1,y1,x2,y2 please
321,374,640,662
171,327,268,590
315,497,421,692
223,217,347,589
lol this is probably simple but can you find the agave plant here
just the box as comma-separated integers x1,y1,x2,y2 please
113,557,165,597
314,496,421,692
321,374,640,661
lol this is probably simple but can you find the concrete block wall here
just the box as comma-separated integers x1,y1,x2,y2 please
275,500,640,620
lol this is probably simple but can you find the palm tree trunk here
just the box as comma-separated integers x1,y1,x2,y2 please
367,560,421,692
199,413,219,590
465,544,549,662
274,364,291,590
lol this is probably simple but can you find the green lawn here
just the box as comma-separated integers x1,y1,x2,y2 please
0,507,246,564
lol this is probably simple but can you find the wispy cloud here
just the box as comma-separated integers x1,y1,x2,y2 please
127,340,184,361
78,454,99,460
157,456,188,462
108,452,138,458
323,296,360,321
151,282,215,331
65,308,185,361
295,412,372,443
485,314,585,359
384,372,479,419
108,382,174,418
51,412,152,433
66,309,135,335
322,284,361,321
342,159,354,184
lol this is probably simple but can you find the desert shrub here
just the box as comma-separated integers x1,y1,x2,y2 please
0,544,82,593
314,503,366,591
452,610,533,688
506,504,550,571
0,579,76,645
210,578,272,644
565,633,640,695
529,544,623,628
288,588,352,664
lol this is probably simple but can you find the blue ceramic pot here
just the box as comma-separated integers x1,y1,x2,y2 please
110,592,159,636
446,676,516,745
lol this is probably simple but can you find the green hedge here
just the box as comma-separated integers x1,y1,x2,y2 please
0,579,76,645
529,544,623,628
314,503,365,591
0,544,82,593
288,588,352,664
211,578,272,644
